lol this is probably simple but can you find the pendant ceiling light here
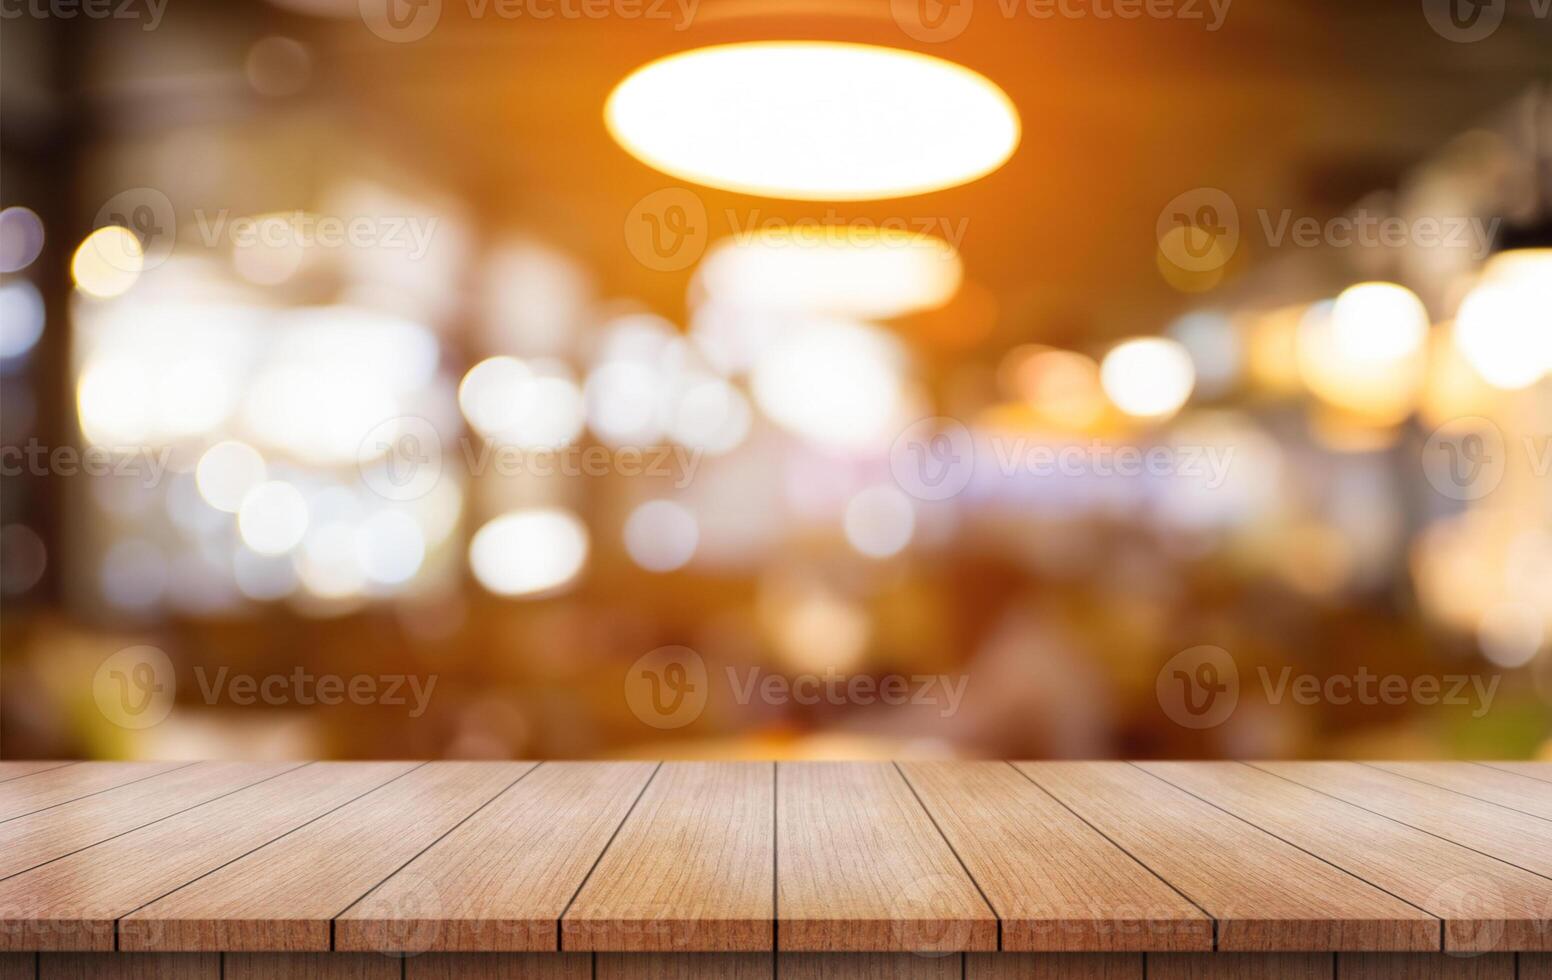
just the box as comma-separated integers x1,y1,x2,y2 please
605,42,1020,201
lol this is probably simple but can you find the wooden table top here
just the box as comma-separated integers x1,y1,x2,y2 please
0,760,1549,956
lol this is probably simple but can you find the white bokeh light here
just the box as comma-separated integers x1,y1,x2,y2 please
1329,282,1428,364
195,440,268,513
238,481,309,555
843,485,916,558
624,500,699,572
1100,337,1196,419
355,509,426,585
458,355,586,449
751,319,906,450
469,508,589,597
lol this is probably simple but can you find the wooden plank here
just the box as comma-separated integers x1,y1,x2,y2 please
778,953,960,979
597,953,770,979
1335,953,1514,979
1252,763,1552,879
564,762,773,952
0,763,189,822
899,762,1210,952
1363,763,1552,821
37,953,217,979
0,953,32,980
966,953,1143,978
407,952,592,978
335,761,657,953
0,763,73,784
1145,954,1332,979
1522,953,1552,979
1136,762,1552,952
223,953,398,979
776,762,997,953
0,762,301,880
120,762,532,952
1478,763,1552,785
0,762,416,951
1015,763,1437,952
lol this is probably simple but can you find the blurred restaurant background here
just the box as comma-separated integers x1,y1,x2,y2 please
2,0,1552,763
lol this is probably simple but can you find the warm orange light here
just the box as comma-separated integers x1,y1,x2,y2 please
606,42,1020,201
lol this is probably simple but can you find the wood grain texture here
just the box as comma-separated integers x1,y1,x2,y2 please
37,953,218,979
0,954,32,980
564,762,773,952
0,761,301,880
0,762,189,822
406,952,592,979
223,953,399,979
1145,954,1333,979
1363,763,1552,821
1522,953,1552,979
1478,763,1552,785
966,953,1142,978
0,763,72,783
1017,763,1437,952
1136,762,1552,952
597,953,770,979
777,762,996,953
1253,762,1552,879
1335,954,1513,979
334,761,657,953
899,762,1210,952
0,762,415,952
778,953,960,979
121,762,531,952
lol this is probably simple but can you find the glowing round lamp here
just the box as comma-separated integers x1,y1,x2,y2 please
605,42,1020,201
